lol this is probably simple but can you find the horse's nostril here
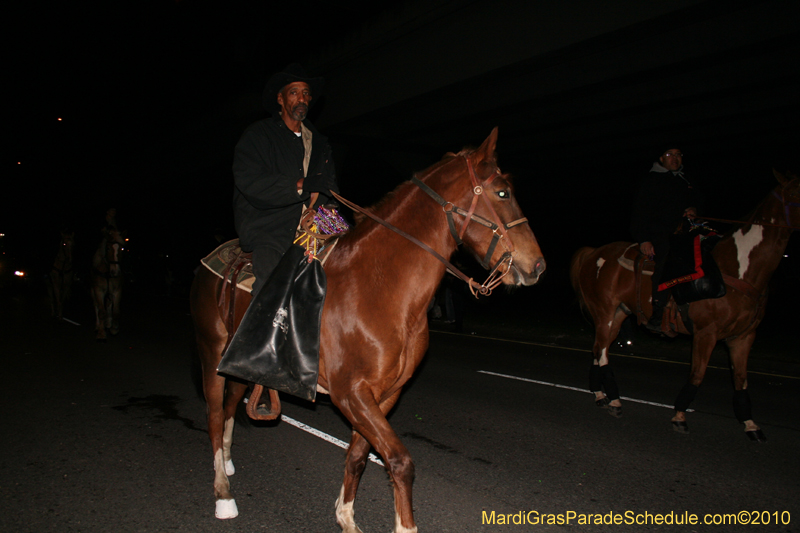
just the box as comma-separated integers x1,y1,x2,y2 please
535,259,547,276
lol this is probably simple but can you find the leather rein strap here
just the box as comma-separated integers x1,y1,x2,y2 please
330,156,527,297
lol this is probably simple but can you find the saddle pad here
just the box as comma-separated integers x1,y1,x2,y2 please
199,237,343,294
616,243,654,275
200,239,255,293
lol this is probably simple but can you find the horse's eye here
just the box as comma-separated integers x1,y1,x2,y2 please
496,190,510,199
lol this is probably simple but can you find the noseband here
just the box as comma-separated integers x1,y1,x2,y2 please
331,154,530,296
412,156,528,285
771,181,800,231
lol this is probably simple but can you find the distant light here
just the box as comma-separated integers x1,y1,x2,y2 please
18,162,21,165
58,118,63,121
784,254,789,258
0,233,4,238
626,340,632,345
14,270,25,277
125,238,129,242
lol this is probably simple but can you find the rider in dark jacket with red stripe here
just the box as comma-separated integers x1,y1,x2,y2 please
630,147,700,332
233,64,339,294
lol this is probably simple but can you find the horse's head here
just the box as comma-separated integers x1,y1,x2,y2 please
773,169,800,229
59,230,75,261
430,128,546,288
102,226,124,276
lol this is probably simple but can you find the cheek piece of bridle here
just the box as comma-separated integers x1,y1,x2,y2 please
331,155,529,296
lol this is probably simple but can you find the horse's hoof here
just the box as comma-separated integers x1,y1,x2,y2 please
215,498,238,519
606,405,622,418
672,421,689,434
746,429,767,442
595,397,610,408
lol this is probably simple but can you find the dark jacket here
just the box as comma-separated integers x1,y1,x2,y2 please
233,115,339,252
630,164,701,245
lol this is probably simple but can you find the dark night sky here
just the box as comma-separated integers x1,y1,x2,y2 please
6,1,800,300
7,1,384,267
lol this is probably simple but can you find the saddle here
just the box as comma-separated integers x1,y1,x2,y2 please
201,207,348,421
617,244,685,337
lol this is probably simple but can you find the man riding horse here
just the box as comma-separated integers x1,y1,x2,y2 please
630,146,701,333
225,63,341,393
233,63,340,295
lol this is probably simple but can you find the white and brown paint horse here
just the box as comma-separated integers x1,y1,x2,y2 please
570,170,800,441
91,227,123,341
190,129,546,531
47,229,75,321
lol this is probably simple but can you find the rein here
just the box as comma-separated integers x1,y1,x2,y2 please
698,186,800,231
330,156,526,297
698,215,800,231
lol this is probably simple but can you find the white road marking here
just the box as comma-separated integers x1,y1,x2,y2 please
281,415,384,466
478,370,694,411
62,318,80,326
431,329,798,380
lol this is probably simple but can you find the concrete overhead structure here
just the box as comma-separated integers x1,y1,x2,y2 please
304,0,799,161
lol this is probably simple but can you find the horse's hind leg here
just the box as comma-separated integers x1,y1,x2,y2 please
192,269,248,519
93,286,107,341
589,305,628,417
109,281,121,335
336,390,402,533
337,389,416,533
726,332,765,442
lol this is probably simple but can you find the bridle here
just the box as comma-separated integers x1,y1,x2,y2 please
699,179,800,232
771,179,800,230
331,154,530,296
96,237,122,278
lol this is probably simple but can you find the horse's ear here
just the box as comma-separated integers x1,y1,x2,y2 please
475,127,499,162
773,168,788,186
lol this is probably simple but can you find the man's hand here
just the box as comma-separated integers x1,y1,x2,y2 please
296,177,304,193
640,241,655,259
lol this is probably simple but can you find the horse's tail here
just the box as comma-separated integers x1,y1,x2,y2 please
569,246,595,314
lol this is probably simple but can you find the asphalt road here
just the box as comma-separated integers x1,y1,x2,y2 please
1,285,799,533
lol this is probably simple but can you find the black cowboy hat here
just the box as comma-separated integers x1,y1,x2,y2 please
263,63,324,111
659,145,682,157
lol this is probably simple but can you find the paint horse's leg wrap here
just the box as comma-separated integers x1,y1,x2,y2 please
589,363,603,393
599,364,620,401
732,389,753,424
674,383,699,413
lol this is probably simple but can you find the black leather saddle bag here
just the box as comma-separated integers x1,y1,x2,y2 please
217,244,325,402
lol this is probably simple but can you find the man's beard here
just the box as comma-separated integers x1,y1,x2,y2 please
290,104,308,121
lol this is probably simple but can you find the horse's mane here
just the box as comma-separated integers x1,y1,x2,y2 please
348,152,464,227
344,145,509,228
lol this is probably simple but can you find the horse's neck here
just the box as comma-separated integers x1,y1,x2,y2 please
55,243,72,270
93,242,109,271
716,191,791,290
346,179,458,300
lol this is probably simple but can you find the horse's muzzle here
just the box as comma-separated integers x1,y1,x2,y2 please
509,256,546,286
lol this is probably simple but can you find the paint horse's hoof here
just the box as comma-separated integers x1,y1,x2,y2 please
746,429,767,442
215,498,238,519
596,397,621,418
672,420,689,434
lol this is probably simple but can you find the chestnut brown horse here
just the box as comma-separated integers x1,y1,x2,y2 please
190,128,546,531
570,170,800,441
91,227,123,341
47,229,75,321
